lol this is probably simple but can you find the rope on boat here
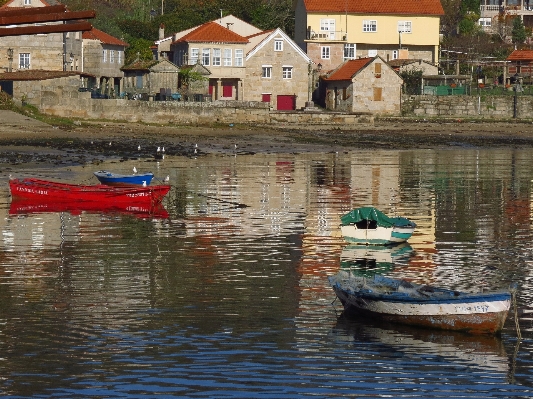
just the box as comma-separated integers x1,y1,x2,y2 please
511,285,522,341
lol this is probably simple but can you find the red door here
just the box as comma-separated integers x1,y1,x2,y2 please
222,82,233,98
277,95,295,110
262,93,271,102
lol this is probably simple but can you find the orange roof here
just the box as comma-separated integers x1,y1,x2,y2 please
82,28,129,47
174,21,249,44
507,49,533,61
303,0,444,15
325,58,374,81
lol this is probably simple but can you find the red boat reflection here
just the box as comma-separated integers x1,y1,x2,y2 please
9,198,169,219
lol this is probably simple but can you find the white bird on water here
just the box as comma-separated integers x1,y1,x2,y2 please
164,175,170,182
142,181,147,187
157,146,161,153
133,166,137,174
194,143,198,154
138,145,141,151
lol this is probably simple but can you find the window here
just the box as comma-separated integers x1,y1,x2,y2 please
190,48,199,64
24,0,31,4
392,50,398,60
235,49,243,66
398,21,412,33
262,93,271,102
282,66,293,79
321,46,330,59
344,44,356,60
102,49,107,62
110,50,115,63
223,49,232,66
213,48,221,66
320,18,336,39
478,17,492,27
373,87,382,101
368,49,377,57
275,40,283,51
19,53,30,69
118,51,122,64
363,20,377,32
202,48,210,65
262,65,272,78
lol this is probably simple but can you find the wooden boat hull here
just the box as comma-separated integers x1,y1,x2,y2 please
329,272,511,335
94,170,154,186
9,178,170,207
340,224,415,245
9,198,169,219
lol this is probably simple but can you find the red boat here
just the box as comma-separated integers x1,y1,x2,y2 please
9,177,171,207
9,198,169,219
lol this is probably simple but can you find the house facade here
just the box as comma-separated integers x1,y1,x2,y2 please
82,27,128,94
294,0,444,71
245,28,311,110
323,56,403,115
0,0,83,72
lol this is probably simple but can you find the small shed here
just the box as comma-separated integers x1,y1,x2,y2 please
121,58,180,99
322,56,403,115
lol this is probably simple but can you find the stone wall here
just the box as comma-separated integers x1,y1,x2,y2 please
401,94,533,119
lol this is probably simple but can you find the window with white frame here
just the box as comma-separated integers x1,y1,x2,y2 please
320,19,336,39
397,21,412,33
190,48,199,64
235,49,243,66
102,49,107,62
344,44,356,60
363,20,377,32
478,17,491,27
118,50,122,64
19,53,30,69
321,46,330,59
282,66,293,79
368,49,378,57
262,65,272,78
202,48,210,65
213,48,221,66
223,49,232,66
274,40,283,51
110,50,115,63
392,50,399,60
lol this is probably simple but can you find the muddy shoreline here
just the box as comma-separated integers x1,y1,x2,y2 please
2,110,533,166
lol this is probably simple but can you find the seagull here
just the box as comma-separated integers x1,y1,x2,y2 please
133,166,137,174
138,145,141,151
109,141,112,146
194,143,198,154
162,147,165,153
142,181,147,187
157,146,161,153
164,175,170,182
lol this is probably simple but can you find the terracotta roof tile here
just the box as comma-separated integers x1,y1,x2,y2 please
303,0,444,15
507,50,533,61
174,21,248,44
82,28,128,47
325,58,374,81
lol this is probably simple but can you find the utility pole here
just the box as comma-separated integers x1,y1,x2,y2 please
161,0,164,15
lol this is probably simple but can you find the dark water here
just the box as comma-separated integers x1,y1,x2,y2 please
1,148,533,398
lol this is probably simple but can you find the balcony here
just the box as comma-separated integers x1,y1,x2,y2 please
306,30,347,42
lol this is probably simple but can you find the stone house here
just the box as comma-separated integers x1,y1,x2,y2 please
81,27,128,96
121,58,180,99
293,0,444,72
0,0,83,72
245,28,311,110
322,56,403,115
507,49,533,76
169,21,249,101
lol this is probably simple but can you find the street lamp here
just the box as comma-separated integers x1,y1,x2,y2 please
7,48,13,72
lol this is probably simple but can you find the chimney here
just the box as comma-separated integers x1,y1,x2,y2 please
159,23,165,40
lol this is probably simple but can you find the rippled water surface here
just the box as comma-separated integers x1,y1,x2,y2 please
1,147,533,398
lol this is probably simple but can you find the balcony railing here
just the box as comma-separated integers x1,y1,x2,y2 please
306,30,347,41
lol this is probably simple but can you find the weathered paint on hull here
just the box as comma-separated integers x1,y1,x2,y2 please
333,287,511,335
341,225,415,245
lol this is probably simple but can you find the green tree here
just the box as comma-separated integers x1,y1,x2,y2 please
512,16,527,45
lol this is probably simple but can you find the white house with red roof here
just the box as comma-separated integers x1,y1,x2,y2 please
323,56,403,114
294,0,444,72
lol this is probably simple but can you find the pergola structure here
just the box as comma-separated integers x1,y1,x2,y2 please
0,4,94,37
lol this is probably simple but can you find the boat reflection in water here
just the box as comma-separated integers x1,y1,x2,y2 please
9,198,169,219
340,243,414,277
333,315,509,374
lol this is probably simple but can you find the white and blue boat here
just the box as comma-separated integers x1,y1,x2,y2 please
329,271,511,335
340,207,416,245
94,170,154,186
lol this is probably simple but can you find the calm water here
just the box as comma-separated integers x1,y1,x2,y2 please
1,147,533,398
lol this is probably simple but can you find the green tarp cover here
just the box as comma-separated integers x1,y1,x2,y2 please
340,207,414,228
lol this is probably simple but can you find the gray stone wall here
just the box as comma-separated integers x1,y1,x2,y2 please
401,94,533,119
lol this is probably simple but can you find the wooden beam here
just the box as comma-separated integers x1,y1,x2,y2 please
0,10,96,26
0,5,67,17
0,21,93,37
